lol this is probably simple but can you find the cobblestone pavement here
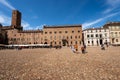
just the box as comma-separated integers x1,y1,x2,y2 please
0,46,120,80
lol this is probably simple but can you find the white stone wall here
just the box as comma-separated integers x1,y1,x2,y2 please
83,28,110,46
109,26,120,44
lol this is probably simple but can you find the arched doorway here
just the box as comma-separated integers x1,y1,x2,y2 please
0,33,4,44
100,39,103,45
44,42,47,44
112,38,115,43
62,39,68,46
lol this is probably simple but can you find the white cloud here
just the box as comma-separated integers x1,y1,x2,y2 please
0,16,5,23
83,18,103,29
0,13,43,30
21,21,33,30
35,24,46,29
22,21,44,30
32,16,39,19
106,0,120,7
0,0,15,10
103,0,120,14
0,0,42,30
83,12,120,29
0,14,11,26
103,7,115,14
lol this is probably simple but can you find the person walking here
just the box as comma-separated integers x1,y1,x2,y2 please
70,45,76,53
74,44,78,51
81,46,85,54
84,44,86,52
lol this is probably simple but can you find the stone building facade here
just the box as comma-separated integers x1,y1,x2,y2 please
0,10,82,46
42,25,82,46
83,28,110,46
6,25,82,46
103,22,120,45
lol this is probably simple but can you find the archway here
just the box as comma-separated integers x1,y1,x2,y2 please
0,33,4,44
99,39,103,45
112,38,114,43
44,42,47,44
62,39,68,46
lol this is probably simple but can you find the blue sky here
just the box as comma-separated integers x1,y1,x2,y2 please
0,0,120,30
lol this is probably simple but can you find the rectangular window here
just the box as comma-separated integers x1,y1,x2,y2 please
88,41,90,43
91,35,93,37
45,32,47,34
49,32,52,34
116,39,118,42
75,36,77,39
59,42,61,45
79,41,81,44
71,41,72,44
91,30,93,33
59,31,62,33
96,34,98,37
54,31,57,34
67,36,69,39
87,35,89,38
65,31,68,33
55,42,56,44
75,41,77,44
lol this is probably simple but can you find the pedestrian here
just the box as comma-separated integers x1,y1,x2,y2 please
74,44,78,51
81,46,85,54
71,45,76,53
101,44,105,50
84,44,86,52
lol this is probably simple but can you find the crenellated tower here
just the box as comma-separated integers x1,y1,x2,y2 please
11,10,23,30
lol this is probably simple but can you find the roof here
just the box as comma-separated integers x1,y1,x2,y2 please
43,24,82,28
103,22,120,28
19,30,42,33
83,27,108,31
1,26,13,30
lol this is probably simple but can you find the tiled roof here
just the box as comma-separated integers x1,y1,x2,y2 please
19,30,42,33
83,27,108,31
43,25,82,28
103,22,120,28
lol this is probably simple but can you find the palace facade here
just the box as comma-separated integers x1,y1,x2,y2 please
0,10,120,47
0,10,82,46
103,22,120,45
83,28,110,46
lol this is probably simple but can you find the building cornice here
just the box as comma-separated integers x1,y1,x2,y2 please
43,24,82,28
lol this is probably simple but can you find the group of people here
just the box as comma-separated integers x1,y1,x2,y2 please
70,44,86,54
101,43,109,50
70,42,109,53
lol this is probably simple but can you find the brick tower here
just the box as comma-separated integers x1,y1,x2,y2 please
11,10,23,30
